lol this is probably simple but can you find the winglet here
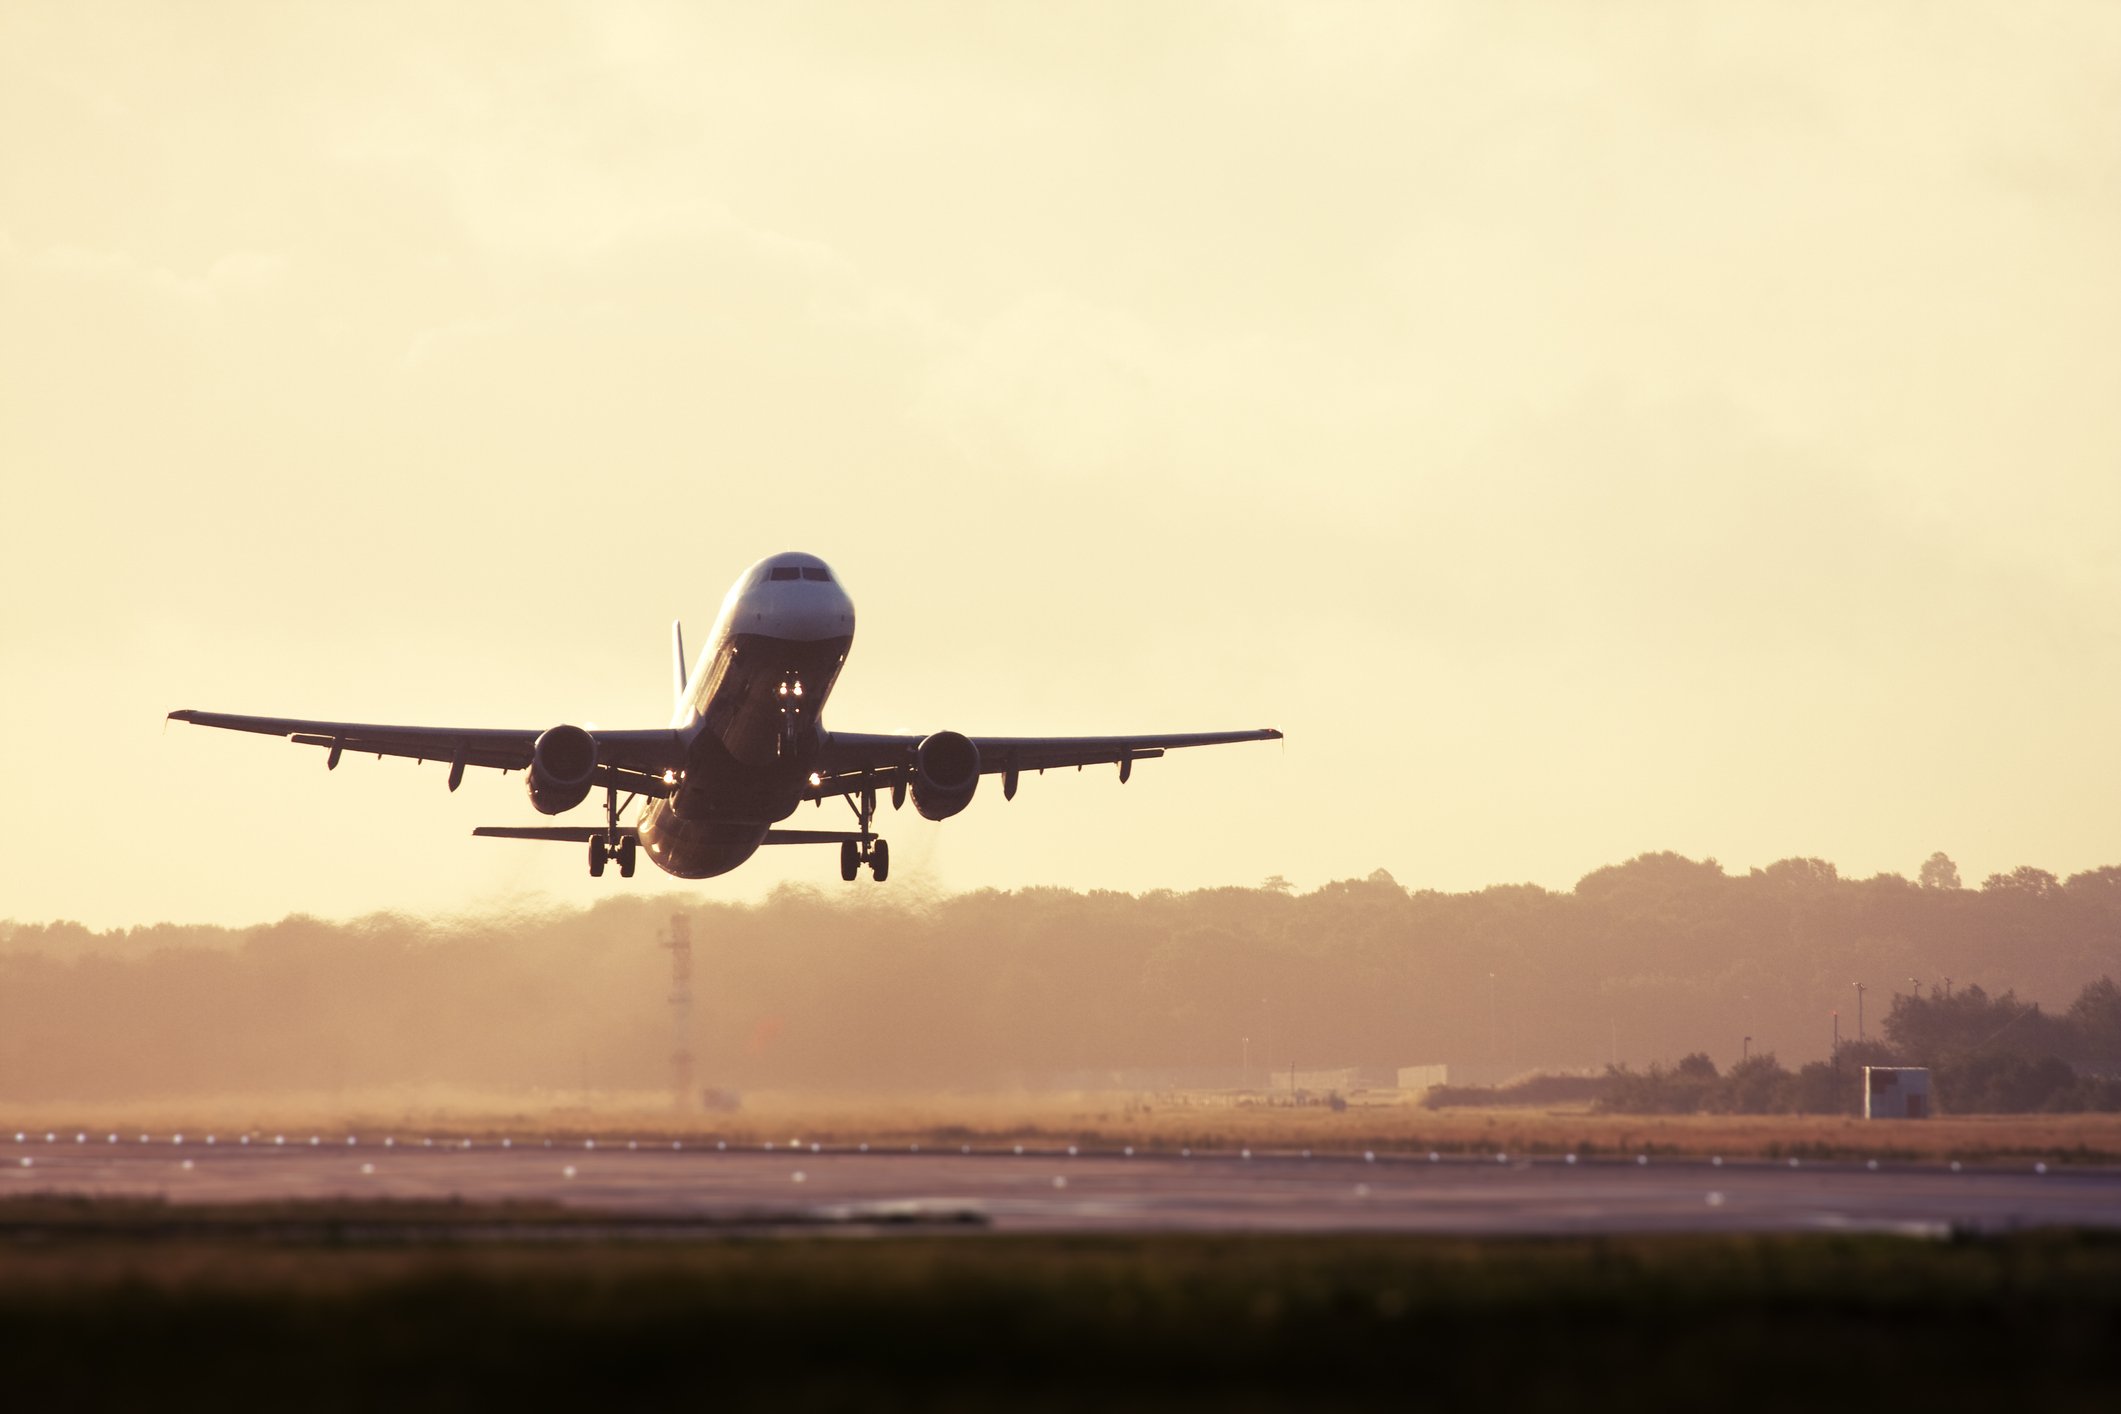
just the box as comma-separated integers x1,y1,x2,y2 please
671,620,688,709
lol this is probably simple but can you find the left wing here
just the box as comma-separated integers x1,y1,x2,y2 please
809,728,1280,797
167,710,683,797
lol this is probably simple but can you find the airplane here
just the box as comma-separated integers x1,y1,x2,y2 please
168,551,1282,883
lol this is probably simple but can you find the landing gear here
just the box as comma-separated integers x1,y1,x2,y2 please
836,836,888,881
837,782,889,882
587,832,636,878
586,783,636,879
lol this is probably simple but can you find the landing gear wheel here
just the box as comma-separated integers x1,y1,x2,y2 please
587,837,607,878
840,839,860,882
870,838,890,882
616,836,637,878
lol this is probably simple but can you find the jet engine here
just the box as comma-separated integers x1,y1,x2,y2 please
528,724,597,815
910,730,981,820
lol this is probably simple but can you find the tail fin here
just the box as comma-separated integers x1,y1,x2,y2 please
671,620,688,709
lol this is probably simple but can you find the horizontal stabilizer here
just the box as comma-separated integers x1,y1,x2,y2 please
473,826,640,844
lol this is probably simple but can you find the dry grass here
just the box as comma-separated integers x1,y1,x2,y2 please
9,1091,2121,1163
5,1225,2121,1411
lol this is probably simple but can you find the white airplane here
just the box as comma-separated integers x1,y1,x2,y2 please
169,552,1282,882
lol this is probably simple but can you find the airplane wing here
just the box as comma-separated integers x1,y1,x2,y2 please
808,728,1281,797
166,710,684,798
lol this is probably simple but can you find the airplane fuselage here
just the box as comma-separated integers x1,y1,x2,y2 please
637,553,855,878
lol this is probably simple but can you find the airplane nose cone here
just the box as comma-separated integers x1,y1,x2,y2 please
742,584,855,641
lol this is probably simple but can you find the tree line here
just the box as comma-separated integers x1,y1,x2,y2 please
1,849,2117,1102
1591,978,2121,1115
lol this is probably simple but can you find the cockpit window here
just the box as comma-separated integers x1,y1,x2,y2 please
769,566,802,581
802,567,833,582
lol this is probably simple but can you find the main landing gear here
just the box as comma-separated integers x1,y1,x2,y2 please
838,782,889,882
586,783,637,878
588,834,636,879
839,836,889,883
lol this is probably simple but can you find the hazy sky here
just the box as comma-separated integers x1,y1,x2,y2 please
3,2,2117,929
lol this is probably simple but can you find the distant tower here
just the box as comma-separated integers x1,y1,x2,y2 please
662,913,694,1109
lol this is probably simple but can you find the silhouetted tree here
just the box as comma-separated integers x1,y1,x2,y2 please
2067,978,2121,1075
1712,1053,1791,1113
1919,852,1961,890
1983,866,2060,896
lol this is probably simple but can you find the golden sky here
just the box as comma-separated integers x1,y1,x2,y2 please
3,3,2117,929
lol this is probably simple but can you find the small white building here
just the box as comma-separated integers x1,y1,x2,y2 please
1864,1066,1931,1119
1396,1064,1450,1093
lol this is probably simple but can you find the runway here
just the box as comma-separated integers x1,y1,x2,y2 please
10,1129,2121,1235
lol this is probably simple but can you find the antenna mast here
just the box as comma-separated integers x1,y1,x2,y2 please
662,913,694,1110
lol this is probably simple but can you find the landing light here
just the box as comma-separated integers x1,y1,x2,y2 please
807,772,822,787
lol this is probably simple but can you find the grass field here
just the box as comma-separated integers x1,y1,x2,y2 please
2,1197,2118,1411
12,1092,2121,1164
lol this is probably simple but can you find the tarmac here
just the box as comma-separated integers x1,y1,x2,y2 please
9,1128,2121,1235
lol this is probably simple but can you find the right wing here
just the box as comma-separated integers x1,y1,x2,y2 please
167,710,684,797
810,727,1281,796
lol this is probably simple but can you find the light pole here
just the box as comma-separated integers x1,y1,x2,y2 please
1242,1036,1250,1081
1743,1035,1751,1063
1908,977,1922,1000
1488,972,1498,1060
1854,982,1866,1043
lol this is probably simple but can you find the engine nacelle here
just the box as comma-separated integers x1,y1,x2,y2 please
528,724,597,815
910,730,980,821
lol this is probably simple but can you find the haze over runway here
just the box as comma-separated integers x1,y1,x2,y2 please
8,1132,2119,1237
3,4,2118,928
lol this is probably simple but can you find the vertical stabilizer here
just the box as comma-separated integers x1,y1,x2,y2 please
671,620,688,709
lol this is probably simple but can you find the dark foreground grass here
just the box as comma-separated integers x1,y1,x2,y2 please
3,1208,2119,1411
